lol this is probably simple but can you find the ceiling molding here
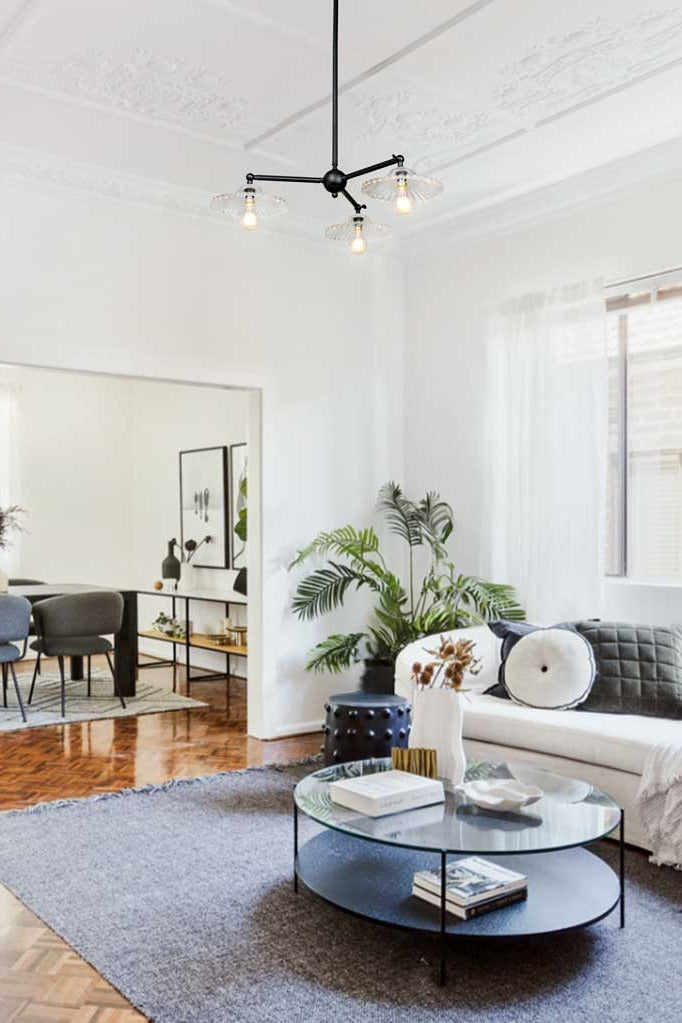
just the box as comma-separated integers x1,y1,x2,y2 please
244,0,499,151
0,141,328,242
429,7,682,177
193,0,327,53
0,0,42,54
408,133,682,255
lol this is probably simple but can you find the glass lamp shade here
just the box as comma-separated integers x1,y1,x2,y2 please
324,214,391,253
361,167,443,208
210,185,287,220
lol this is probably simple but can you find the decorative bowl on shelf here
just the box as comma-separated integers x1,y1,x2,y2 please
459,779,543,813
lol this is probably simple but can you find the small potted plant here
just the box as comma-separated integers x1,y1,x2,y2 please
151,611,190,640
0,505,26,592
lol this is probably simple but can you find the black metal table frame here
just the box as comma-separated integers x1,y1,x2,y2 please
137,589,246,712
293,794,625,987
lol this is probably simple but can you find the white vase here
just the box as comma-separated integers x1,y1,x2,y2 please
409,685,466,790
0,567,8,593
181,563,197,591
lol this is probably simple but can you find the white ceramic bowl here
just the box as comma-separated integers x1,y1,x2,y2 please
460,779,543,813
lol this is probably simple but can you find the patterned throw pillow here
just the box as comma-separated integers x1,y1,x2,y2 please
574,621,682,719
486,620,596,710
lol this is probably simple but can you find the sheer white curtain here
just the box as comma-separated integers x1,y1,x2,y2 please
0,376,22,577
482,281,607,622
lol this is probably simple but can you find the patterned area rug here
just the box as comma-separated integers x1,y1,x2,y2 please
0,763,679,1023
0,668,205,731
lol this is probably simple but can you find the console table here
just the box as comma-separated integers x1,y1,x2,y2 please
137,587,247,710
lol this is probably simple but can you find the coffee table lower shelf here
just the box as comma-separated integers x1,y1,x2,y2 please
295,830,621,983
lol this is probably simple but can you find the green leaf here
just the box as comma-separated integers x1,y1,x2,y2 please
452,575,525,622
376,482,424,547
305,632,366,673
291,562,376,621
289,525,382,570
234,508,247,542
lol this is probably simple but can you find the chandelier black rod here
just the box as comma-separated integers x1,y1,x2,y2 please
243,0,406,217
246,173,323,184
332,0,339,168
346,155,404,181
340,189,366,214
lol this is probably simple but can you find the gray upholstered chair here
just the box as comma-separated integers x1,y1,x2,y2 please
9,581,45,655
0,594,30,723
29,591,126,717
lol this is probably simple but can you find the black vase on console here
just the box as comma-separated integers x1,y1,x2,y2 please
161,539,181,589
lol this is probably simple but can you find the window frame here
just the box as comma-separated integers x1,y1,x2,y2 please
605,268,682,581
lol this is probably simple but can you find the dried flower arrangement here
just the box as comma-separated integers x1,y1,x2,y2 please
411,636,482,691
0,505,26,551
184,535,212,562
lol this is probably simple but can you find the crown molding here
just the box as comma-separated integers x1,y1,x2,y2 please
407,133,682,256
0,141,330,243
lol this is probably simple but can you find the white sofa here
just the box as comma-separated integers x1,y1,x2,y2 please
395,625,682,851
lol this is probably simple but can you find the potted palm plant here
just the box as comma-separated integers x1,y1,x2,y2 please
289,482,524,692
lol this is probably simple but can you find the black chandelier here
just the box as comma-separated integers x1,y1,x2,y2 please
211,0,443,253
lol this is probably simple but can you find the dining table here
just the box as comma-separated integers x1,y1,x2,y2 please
8,584,138,697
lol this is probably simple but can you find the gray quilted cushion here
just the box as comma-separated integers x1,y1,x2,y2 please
574,621,682,719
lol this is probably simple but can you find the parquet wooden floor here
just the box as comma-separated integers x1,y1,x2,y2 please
0,655,320,1022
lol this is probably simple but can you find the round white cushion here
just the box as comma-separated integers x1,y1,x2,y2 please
504,628,595,710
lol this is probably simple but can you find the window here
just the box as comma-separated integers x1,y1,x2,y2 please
606,271,682,580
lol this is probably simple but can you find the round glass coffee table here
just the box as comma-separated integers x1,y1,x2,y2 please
293,758,624,985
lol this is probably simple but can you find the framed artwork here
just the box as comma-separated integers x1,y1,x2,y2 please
230,442,248,570
179,446,229,568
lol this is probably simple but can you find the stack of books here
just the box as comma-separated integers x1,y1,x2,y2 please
412,856,527,920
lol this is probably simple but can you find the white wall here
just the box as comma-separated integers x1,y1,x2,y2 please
0,179,403,737
2,367,134,583
404,174,682,626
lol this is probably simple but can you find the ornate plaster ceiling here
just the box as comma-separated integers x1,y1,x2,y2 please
0,0,679,237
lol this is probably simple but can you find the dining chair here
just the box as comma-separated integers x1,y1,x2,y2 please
0,594,30,723
28,592,126,717
9,580,45,657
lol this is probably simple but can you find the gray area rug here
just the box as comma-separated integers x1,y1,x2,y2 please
0,668,205,731
0,763,679,1023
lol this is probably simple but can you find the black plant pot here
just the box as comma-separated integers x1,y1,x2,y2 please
360,658,395,695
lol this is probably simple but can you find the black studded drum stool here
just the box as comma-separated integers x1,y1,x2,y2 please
321,691,411,766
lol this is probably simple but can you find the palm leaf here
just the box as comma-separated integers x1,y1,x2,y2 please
418,491,454,553
454,575,525,622
376,482,423,547
289,525,382,570
292,562,376,621
305,632,366,673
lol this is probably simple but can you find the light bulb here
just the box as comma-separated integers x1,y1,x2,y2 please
351,221,367,254
241,191,258,230
395,173,413,214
